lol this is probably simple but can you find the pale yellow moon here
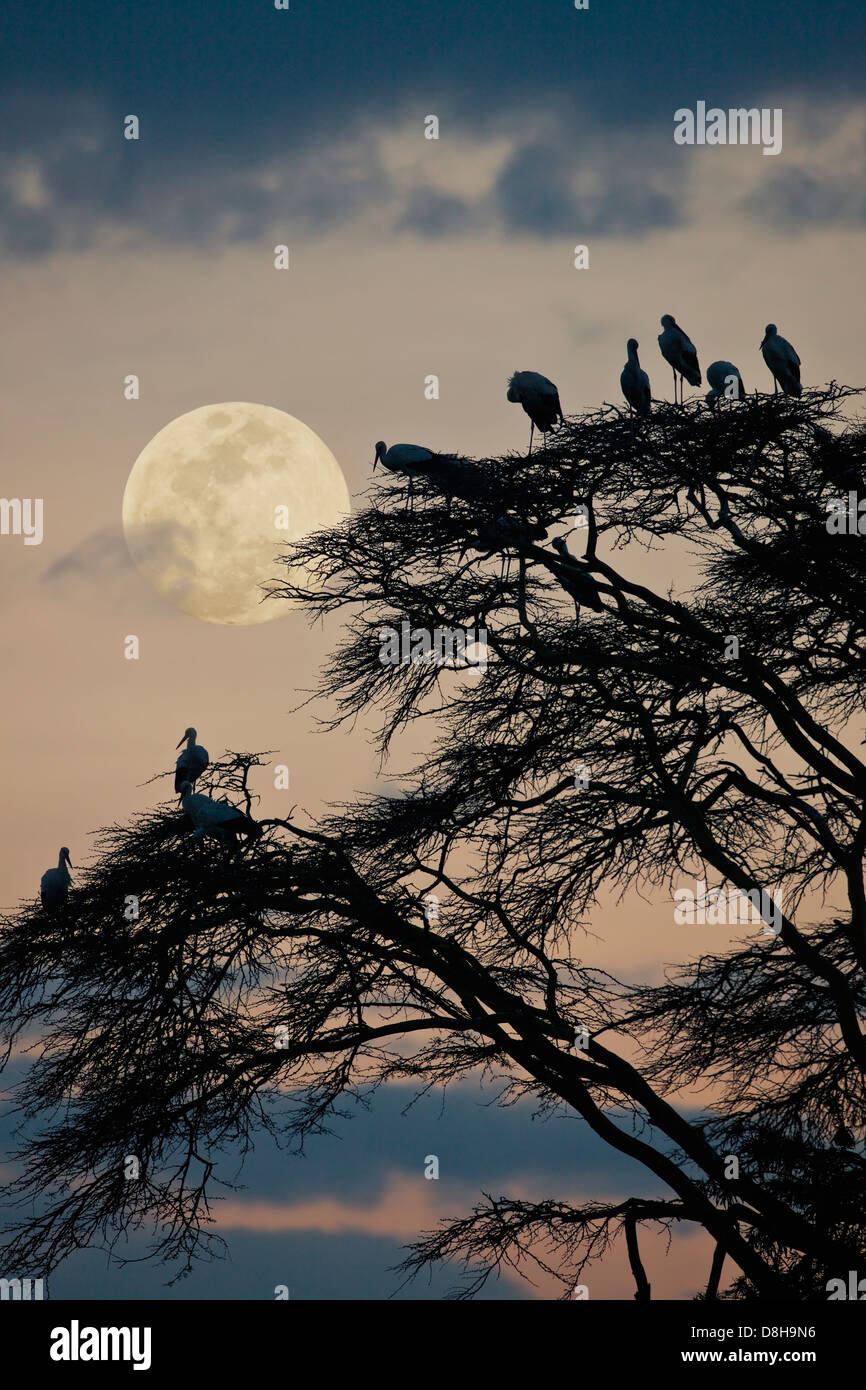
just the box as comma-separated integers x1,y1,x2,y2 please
122,402,350,625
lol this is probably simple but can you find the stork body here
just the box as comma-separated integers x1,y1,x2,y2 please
549,536,603,621
658,315,701,404
464,516,548,580
705,361,747,408
179,783,262,845
175,727,209,792
620,339,651,416
373,441,461,507
373,442,437,478
760,324,801,396
506,371,563,454
41,847,73,910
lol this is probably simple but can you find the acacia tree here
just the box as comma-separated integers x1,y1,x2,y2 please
2,386,866,1299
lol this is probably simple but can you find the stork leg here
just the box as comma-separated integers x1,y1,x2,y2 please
671,366,677,405
528,422,535,457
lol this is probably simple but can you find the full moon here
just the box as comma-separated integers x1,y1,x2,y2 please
122,402,351,624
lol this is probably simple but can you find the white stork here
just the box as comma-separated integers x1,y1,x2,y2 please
620,340,652,417
658,315,701,404
175,727,209,792
41,847,73,910
549,537,603,621
705,361,748,408
506,372,563,455
760,324,801,396
373,442,455,507
179,782,262,846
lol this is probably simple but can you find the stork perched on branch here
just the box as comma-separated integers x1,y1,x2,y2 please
658,315,701,404
41,847,73,910
179,782,262,846
175,727,209,792
705,361,747,408
373,441,463,507
507,371,563,455
760,324,801,396
549,536,603,621
461,515,548,580
620,339,652,417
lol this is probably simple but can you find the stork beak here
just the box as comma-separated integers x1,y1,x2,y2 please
759,335,767,349
372,457,378,471
176,735,185,748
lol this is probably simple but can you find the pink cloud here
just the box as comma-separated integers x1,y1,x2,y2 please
214,1172,718,1299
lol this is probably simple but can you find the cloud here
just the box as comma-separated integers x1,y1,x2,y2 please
741,105,866,228
2,0,863,258
733,102,866,227
41,526,132,583
5,76,866,257
0,91,689,257
215,1172,459,1239
747,169,866,227
394,187,476,237
495,133,682,238
0,88,394,257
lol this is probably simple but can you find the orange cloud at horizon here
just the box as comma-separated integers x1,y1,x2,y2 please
214,1170,716,1300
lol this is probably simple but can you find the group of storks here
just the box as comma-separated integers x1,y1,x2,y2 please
38,315,805,910
39,728,260,910
375,316,802,482
624,315,801,413
372,315,803,625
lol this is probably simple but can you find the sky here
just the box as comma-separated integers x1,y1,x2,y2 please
1,0,865,1300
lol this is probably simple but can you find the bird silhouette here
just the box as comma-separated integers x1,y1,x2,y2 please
41,847,73,910
705,361,747,408
760,324,802,396
549,536,603,620
175,727,209,792
507,371,563,454
373,441,462,507
658,315,701,404
621,339,652,416
462,515,548,579
179,782,262,846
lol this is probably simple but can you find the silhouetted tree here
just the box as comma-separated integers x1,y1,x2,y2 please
2,386,866,1299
